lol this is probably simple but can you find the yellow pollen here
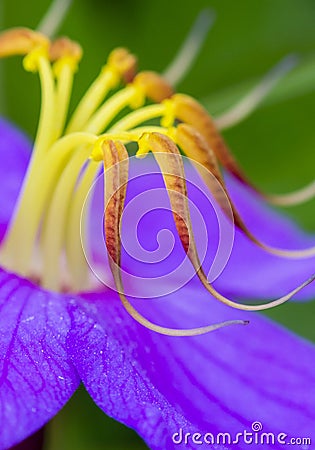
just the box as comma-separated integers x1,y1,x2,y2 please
136,133,152,158
23,46,49,72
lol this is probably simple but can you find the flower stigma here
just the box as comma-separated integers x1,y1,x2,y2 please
0,26,314,337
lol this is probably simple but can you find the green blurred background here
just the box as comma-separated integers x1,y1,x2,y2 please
1,0,315,448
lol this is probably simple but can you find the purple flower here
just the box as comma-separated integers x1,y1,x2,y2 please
1,27,315,450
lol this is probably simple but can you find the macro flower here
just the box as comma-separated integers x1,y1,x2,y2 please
0,13,315,450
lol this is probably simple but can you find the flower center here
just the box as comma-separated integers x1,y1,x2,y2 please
0,31,180,292
0,31,166,287
0,27,314,336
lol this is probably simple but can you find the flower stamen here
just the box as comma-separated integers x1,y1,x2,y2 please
0,28,49,58
137,132,315,311
103,138,248,335
23,45,56,160
112,91,315,259
50,37,82,139
171,123,315,259
63,73,173,288
0,24,314,336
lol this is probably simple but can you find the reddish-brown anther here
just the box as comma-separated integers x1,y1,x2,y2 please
102,136,246,334
103,140,129,272
172,95,315,209
49,37,82,62
0,28,49,58
174,123,234,228
171,93,249,185
139,132,194,256
107,47,137,83
174,123,315,259
134,71,173,103
174,123,257,245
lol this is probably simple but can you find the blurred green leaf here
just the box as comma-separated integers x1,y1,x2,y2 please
45,386,148,450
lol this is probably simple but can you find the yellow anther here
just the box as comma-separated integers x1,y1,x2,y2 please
91,132,139,160
161,98,176,128
107,47,137,83
133,71,174,103
23,45,49,72
136,132,152,158
49,37,82,76
137,129,177,158
93,48,137,94
91,137,107,162
0,27,49,58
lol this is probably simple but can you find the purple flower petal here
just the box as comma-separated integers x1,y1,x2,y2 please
0,268,80,449
0,118,31,242
70,287,315,450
